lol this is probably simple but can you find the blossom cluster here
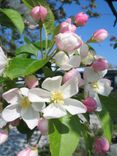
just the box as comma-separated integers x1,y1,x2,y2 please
0,5,112,155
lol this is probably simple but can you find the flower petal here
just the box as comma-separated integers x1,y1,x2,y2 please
60,78,78,98
32,102,45,111
2,104,20,122
28,88,50,102
21,106,39,130
96,79,113,96
54,51,72,70
42,104,67,119
69,55,81,68
20,87,29,97
84,67,107,82
64,98,87,115
2,88,20,104
42,76,62,91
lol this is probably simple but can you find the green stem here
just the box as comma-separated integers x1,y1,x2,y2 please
39,24,43,58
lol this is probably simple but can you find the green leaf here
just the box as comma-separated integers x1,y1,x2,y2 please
97,106,112,142
16,44,39,56
0,8,24,34
49,115,81,156
5,57,48,79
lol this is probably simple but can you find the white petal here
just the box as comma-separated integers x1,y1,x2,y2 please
60,78,78,98
69,55,81,68
20,87,29,97
0,47,7,60
32,102,45,111
21,106,39,129
42,104,67,119
54,51,69,65
2,88,20,104
2,104,20,122
28,88,50,102
84,67,107,82
96,79,113,96
64,98,87,115
42,76,62,91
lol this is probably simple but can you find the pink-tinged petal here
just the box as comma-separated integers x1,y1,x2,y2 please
32,102,45,111
2,88,20,104
2,104,20,122
42,76,62,91
0,130,8,145
64,98,87,115
17,147,38,156
28,88,50,103
42,104,67,119
21,106,39,130
69,55,81,68
60,78,79,98
20,87,29,97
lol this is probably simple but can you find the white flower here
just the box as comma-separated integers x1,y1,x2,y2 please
0,47,8,76
84,78,113,111
2,87,45,129
29,76,86,119
54,51,81,71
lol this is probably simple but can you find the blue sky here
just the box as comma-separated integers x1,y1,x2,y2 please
63,0,117,67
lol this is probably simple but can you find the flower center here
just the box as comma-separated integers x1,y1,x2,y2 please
51,91,64,104
91,82,99,89
20,97,31,108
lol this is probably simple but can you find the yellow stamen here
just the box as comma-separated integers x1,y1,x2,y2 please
51,91,64,104
20,97,30,108
91,82,99,89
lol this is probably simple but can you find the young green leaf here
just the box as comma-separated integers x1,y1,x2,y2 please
0,8,24,34
49,115,81,156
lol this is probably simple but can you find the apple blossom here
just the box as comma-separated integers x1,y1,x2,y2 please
92,58,109,72
25,75,39,89
0,47,8,76
29,76,86,119
37,118,48,135
60,18,76,33
91,29,108,42
31,6,47,22
55,32,83,54
79,43,89,58
2,87,45,129
0,130,8,145
74,12,88,26
83,97,97,113
54,51,81,71
94,137,110,154
17,147,38,156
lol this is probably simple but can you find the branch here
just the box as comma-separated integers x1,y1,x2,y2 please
105,0,117,26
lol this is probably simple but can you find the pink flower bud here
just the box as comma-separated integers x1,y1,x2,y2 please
83,97,97,112
37,118,48,135
31,6,47,22
0,130,8,145
92,29,108,42
56,32,83,53
25,75,39,89
74,12,88,26
63,69,78,83
60,18,76,33
17,147,38,156
94,137,110,154
92,58,109,72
